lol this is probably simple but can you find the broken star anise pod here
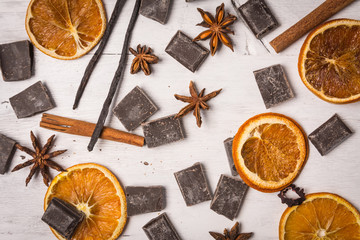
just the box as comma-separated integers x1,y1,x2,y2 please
129,44,159,75
193,3,237,56
174,81,222,128
210,222,253,240
12,131,67,187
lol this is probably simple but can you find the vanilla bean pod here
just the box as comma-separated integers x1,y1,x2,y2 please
88,0,141,151
72,0,127,110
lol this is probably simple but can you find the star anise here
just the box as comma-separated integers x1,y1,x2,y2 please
12,131,67,186
210,222,253,240
129,44,159,75
174,81,222,128
193,3,237,56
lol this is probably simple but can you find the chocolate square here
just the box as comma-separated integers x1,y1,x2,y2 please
113,86,158,131
143,213,181,240
308,114,353,156
140,0,171,24
125,186,165,216
165,31,209,72
42,198,84,240
210,175,248,220
174,162,212,206
9,81,55,118
224,138,238,176
253,64,294,109
142,115,185,148
0,40,33,81
234,0,279,39
0,133,16,175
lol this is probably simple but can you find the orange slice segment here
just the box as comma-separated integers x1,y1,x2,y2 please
279,192,360,240
232,113,308,192
25,0,106,60
44,163,127,240
298,19,360,103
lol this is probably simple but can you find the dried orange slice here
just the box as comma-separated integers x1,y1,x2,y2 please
25,0,106,60
298,19,360,103
232,113,308,193
44,163,127,240
279,192,360,240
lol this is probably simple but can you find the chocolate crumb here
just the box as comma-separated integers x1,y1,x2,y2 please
144,161,149,166
20,155,25,160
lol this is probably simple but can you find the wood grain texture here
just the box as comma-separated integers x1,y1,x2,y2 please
270,0,355,53
1,0,360,239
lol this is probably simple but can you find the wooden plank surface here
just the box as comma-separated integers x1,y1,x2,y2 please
1,0,360,239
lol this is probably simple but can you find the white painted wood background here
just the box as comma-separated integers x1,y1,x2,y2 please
1,0,360,239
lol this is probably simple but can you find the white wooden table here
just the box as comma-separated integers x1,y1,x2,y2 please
1,0,360,239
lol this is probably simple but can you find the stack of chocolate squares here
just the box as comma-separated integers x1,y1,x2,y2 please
113,86,185,148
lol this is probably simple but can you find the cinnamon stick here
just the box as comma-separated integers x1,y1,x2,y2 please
270,0,355,53
40,113,144,147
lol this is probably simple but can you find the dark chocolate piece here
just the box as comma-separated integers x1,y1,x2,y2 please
308,114,353,156
143,213,181,240
0,40,33,81
87,0,141,151
174,162,212,206
140,0,171,24
142,115,185,148
113,86,158,131
9,81,55,118
253,64,294,109
42,197,84,240
0,133,16,174
125,186,165,216
232,0,278,39
224,137,238,176
210,174,248,220
165,31,209,72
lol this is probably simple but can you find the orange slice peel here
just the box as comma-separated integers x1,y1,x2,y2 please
232,113,308,193
279,192,360,240
44,163,127,240
25,0,106,60
298,19,360,103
